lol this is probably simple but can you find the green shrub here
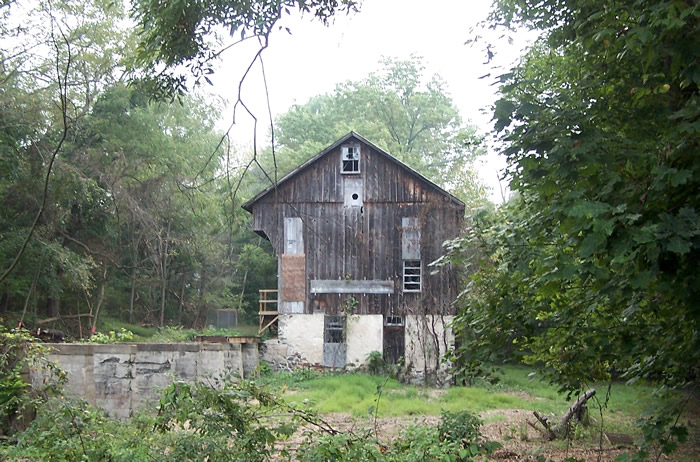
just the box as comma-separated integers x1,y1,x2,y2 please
297,433,385,462
437,410,483,445
150,325,194,342
390,411,500,461
83,328,134,344
366,351,386,375
297,408,501,462
2,379,296,461
0,325,65,435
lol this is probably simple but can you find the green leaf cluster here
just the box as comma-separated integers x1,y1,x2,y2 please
0,325,66,436
453,0,699,391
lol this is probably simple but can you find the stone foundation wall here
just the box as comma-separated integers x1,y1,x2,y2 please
33,342,259,418
404,315,454,386
260,314,454,385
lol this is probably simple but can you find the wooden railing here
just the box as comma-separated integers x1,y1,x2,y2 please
258,289,279,335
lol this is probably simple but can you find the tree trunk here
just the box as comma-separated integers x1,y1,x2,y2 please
560,388,596,428
90,262,108,335
129,268,137,324
238,268,248,312
20,268,40,326
193,267,206,329
0,290,9,313
159,220,171,329
129,238,138,324
177,272,186,324
46,297,60,318
46,265,63,318
531,388,596,440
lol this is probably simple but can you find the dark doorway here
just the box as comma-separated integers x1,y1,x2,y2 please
383,315,405,364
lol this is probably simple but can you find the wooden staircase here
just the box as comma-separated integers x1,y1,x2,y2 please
258,289,278,335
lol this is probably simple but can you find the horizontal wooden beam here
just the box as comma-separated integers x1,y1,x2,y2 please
310,279,394,294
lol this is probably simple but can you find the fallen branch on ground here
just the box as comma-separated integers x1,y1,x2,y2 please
531,388,596,440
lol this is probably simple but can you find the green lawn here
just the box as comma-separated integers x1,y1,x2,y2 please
266,365,677,434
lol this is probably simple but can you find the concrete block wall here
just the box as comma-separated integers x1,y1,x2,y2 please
33,342,259,418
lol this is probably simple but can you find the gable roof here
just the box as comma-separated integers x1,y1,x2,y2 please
241,132,465,212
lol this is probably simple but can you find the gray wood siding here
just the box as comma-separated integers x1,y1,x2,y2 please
248,138,464,316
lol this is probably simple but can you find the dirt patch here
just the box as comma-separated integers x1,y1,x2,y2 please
273,411,630,461
479,409,629,461
273,408,700,461
503,391,543,402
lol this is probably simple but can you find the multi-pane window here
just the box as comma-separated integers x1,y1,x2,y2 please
403,260,422,292
384,315,404,326
324,315,345,343
341,146,360,173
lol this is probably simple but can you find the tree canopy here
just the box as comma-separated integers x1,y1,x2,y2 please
450,0,699,393
0,0,278,331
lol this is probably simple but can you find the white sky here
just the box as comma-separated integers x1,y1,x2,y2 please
209,0,534,202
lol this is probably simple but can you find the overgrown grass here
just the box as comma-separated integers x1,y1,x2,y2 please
279,372,563,417
96,317,260,342
269,365,678,433
99,317,157,340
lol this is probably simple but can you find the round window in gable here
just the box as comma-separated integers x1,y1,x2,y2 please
352,193,359,200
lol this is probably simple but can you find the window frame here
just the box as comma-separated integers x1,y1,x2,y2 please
402,260,422,293
384,315,404,327
324,315,346,344
340,145,360,174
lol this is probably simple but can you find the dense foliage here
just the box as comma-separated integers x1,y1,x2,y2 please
1,376,500,462
0,0,277,333
1,380,292,461
444,5,698,456
0,326,65,435
451,0,698,392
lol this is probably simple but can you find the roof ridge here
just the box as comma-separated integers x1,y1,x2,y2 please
241,132,465,212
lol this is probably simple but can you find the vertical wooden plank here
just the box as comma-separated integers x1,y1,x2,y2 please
284,217,304,254
401,217,421,260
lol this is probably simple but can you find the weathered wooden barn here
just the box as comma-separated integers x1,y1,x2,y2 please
242,132,464,382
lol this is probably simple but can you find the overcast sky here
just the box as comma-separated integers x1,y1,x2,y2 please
209,0,533,202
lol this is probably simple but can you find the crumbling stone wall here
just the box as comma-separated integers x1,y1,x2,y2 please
32,342,259,418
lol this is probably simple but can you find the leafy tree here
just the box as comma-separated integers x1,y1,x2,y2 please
269,56,489,208
0,0,283,332
448,0,699,448
77,84,229,328
0,0,128,316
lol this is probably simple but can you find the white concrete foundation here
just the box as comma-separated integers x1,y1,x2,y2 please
404,315,454,385
346,315,383,367
278,313,325,365
32,342,259,418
